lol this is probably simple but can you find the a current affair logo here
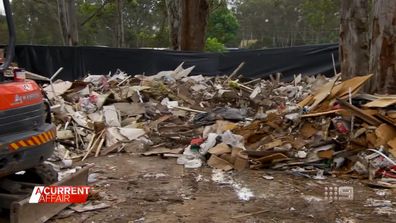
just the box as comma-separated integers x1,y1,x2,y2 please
29,186,90,203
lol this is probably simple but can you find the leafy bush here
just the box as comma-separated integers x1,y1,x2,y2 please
205,37,226,52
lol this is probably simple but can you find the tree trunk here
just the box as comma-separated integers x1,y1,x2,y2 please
66,0,78,46
166,0,182,50
57,0,78,46
166,0,209,51
57,0,67,45
180,0,209,51
368,0,396,93
116,0,125,48
339,0,369,79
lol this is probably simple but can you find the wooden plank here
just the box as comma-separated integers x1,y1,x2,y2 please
301,109,343,118
337,99,382,126
363,98,396,108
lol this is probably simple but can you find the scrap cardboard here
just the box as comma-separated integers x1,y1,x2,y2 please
207,155,233,171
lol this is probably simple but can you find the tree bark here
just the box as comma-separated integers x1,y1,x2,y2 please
57,0,67,45
180,0,209,51
116,0,125,48
166,0,209,51
166,0,182,50
368,0,396,93
66,0,78,46
57,0,78,46
339,0,369,80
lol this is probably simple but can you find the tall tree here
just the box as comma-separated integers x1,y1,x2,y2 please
11,0,61,44
235,0,340,48
180,0,209,51
115,0,125,47
165,0,181,50
368,0,396,93
301,0,340,44
58,0,79,45
207,3,239,46
166,0,210,51
339,0,369,79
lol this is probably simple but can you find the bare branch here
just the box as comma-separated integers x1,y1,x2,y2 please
80,0,110,27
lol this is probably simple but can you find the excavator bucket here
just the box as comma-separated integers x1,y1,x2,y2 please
10,166,90,223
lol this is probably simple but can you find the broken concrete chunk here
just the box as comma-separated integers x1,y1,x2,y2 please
95,92,110,109
263,175,274,180
296,151,307,159
88,112,103,123
161,98,179,109
103,105,121,127
72,111,90,128
191,84,208,92
249,86,261,99
84,74,105,83
57,130,74,140
106,127,126,147
182,74,205,83
70,202,110,213
118,128,145,141
113,103,146,116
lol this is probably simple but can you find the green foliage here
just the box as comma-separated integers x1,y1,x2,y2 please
205,37,226,52
0,0,341,49
78,0,168,47
122,0,169,47
0,16,9,43
0,0,169,48
300,0,340,43
78,0,116,46
207,6,239,45
10,0,62,45
235,0,340,48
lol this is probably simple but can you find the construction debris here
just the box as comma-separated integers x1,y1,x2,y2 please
43,64,396,188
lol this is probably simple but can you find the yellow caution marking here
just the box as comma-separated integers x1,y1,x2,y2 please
27,139,35,146
43,132,50,141
49,131,54,139
10,143,19,150
47,131,53,139
38,134,46,143
18,140,27,147
32,136,41,145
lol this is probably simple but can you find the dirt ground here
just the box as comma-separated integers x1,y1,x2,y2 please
51,153,396,223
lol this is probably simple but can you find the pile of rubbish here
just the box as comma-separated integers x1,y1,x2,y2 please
43,63,396,188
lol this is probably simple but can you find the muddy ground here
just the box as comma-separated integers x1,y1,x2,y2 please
51,153,396,223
